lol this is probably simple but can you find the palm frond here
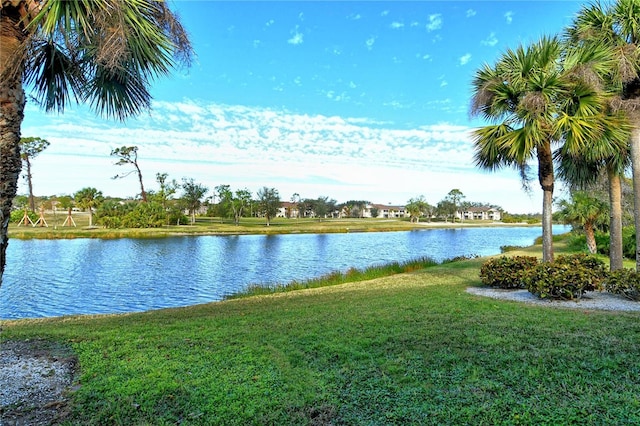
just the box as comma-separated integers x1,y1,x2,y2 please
555,150,602,189
84,66,151,120
23,0,193,119
23,38,84,112
472,123,534,181
613,0,640,45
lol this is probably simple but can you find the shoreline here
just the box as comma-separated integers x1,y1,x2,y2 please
8,220,544,240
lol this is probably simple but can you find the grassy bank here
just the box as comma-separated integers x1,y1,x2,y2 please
8,214,533,240
3,243,640,424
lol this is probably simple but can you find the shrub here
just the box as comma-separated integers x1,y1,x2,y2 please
623,226,636,260
122,203,167,228
479,256,539,289
605,269,640,301
524,254,607,300
11,209,38,224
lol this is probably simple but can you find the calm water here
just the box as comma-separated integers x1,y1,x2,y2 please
1,225,568,319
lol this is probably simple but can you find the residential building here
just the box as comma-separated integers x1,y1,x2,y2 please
458,206,501,221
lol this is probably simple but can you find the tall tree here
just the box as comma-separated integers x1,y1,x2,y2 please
214,184,233,222
257,187,280,226
181,178,208,225
470,36,611,262
19,136,49,211
556,121,631,270
436,199,456,222
445,189,465,222
565,0,640,270
231,189,252,226
0,0,192,285
74,187,103,227
111,146,147,202
314,196,335,221
154,172,179,211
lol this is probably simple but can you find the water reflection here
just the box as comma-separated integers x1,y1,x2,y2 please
1,226,568,319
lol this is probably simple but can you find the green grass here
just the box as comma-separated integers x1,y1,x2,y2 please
3,241,640,424
229,256,441,299
8,213,534,240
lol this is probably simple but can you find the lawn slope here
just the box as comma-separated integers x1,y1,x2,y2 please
2,255,640,425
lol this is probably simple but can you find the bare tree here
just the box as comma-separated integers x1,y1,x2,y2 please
111,146,147,202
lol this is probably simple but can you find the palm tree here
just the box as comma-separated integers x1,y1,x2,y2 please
472,37,582,262
555,40,632,270
0,0,192,284
556,124,630,269
566,0,640,269
471,36,621,262
74,187,103,227
557,191,609,254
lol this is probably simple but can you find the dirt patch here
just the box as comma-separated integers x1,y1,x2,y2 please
0,340,78,426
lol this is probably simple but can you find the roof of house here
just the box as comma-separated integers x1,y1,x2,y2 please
464,206,499,212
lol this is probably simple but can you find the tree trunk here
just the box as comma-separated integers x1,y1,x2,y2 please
608,166,624,271
25,157,35,211
136,164,147,202
630,121,640,271
584,222,597,254
537,142,554,263
0,8,28,286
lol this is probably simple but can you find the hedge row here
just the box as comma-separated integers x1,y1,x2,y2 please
480,253,639,301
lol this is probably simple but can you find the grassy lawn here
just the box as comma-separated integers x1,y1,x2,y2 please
8,213,531,240
2,241,640,424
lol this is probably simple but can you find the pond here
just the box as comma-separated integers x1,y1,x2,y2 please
1,225,569,319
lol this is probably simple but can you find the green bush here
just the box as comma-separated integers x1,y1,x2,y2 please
605,269,640,301
122,202,166,228
479,256,539,289
566,231,610,255
11,209,38,224
622,226,636,260
524,254,607,300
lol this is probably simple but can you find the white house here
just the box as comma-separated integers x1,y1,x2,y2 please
458,206,501,221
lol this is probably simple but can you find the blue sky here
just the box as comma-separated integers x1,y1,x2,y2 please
21,1,584,213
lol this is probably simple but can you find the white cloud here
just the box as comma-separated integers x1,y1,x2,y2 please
390,21,404,29
347,13,361,20
381,10,389,17
481,32,498,47
466,9,476,18
265,19,275,27
459,53,472,66
504,11,514,24
426,14,442,31
288,25,304,45
365,36,376,51
20,101,546,212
